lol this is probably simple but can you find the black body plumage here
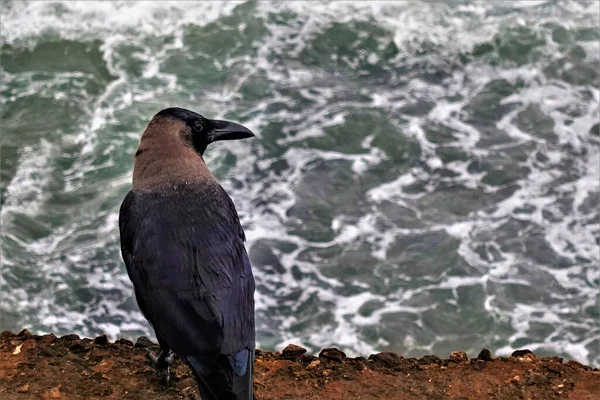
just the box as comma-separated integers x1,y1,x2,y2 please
118,108,256,400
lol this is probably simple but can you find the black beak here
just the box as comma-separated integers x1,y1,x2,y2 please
207,119,255,143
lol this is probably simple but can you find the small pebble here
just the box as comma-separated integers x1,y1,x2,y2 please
306,360,320,370
12,344,22,355
17,383,29,393
43,386,61,399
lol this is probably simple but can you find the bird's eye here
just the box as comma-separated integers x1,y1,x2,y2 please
193,120,204,132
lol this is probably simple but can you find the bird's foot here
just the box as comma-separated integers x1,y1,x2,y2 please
146,348,176,386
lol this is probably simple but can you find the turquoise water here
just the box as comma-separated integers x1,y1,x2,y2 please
1,1,599,367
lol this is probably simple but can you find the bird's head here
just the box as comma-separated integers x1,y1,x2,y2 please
150,107,255,156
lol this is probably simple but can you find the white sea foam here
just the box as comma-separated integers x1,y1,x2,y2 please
1,140,54,219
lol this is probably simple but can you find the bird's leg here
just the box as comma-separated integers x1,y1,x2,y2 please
146,347,176,386
145,348,160,364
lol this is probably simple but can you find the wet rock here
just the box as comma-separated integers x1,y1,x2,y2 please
319,348,346,362
477,349,493,361
281,344,307,359
449,351,468,363
94,334,109,346
61,334,80,341
115,338,133,347
134,336,156,348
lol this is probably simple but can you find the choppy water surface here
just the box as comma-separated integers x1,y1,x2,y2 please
1,0,599,366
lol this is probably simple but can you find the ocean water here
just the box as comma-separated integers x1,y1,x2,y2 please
1,0,599,367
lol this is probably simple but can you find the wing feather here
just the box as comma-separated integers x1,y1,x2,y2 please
119,184,255,372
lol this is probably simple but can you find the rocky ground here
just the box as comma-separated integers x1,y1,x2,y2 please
1,330,598,399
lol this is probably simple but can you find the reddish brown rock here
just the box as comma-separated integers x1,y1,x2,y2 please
93,334,109,346
281,344,307,359
477,348,493,361
0,330,598,399
38,333,57,345
449,351,469,363
134,336,156,348
319,347,346,362
115,338,134,347
60,334,80,341
16,383,29,393
16,329,31,338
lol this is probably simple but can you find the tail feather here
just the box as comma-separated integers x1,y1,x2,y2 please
188,351,254,400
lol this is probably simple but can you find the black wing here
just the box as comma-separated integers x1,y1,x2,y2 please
119,183,255,375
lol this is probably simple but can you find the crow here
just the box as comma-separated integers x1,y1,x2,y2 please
119,107,256,399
